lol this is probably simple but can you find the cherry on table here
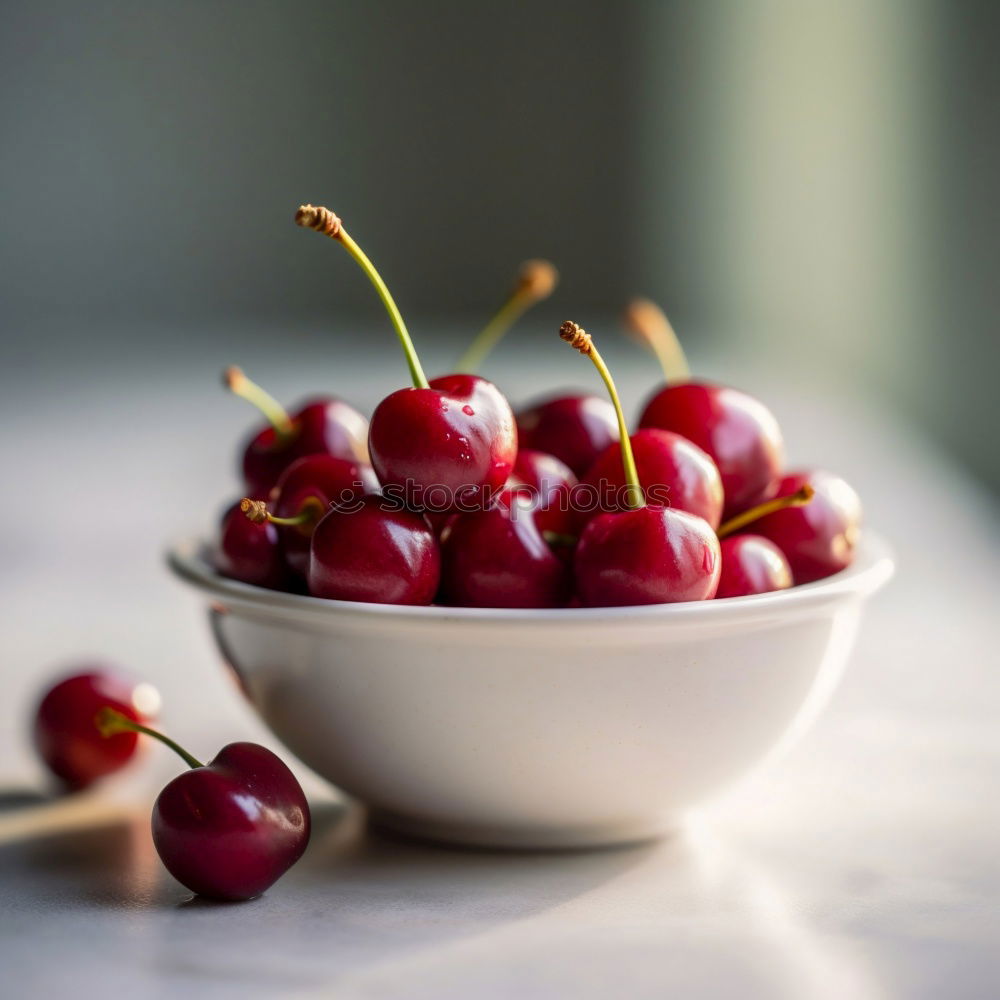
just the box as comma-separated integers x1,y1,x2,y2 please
715,535,793,598
515,393,619,478
308,494,441,605
560,321,721,607
225,367,369,497
97,710,309,901
296,204,516,512
34,670,161,790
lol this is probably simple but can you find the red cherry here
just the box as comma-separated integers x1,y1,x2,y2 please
515,394,618,477
216,501,287,590
715,535,793,598
34,671,159,789
559,321,720,608
739,470,862,584
507,449,578,536
639,381,784,518
573,428,724,532
97,710,309,901
439,493,573,608
226,368,368,496
369,374,516,512
264,454,379,578
296,205,517,513
308,495,441,605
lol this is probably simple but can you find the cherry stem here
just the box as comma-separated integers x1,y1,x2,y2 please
543,531,577,547
240,497,320,527
622,298,690,384
295,205,429,390
560,321,643,510
95,708,204,770
224,367,295,439
716,484,816,539
456,260,559,373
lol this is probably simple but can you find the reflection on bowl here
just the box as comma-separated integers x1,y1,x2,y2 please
167,533,892,849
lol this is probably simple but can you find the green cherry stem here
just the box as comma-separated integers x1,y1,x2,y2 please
95,708,204,770
456,259,559,373
295,204,429,390
240,497,323,528
716,484,816,539
621,298,691,385
560,320,643,510
224,367,295,440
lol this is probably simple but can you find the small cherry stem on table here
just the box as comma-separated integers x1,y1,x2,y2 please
716,484,816,539
224,367,295,440
240,497,322,528
95,707,204,770
295,204,430,390
622,298,691,385
456,260,559,373
560,320,644,510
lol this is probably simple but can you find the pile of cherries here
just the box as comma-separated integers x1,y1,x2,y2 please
216,204,862,609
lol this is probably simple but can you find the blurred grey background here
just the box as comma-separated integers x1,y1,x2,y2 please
1,0,998,494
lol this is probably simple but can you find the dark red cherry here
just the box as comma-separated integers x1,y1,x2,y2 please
34,670,159,789
715,535,793,598
439,493,573,608
97,710,309,901
308,495,441,605
515,394,619,477
266,454,379,578
216,501,287,590
369,374,517,512
639,381,783,518
573,428,724,531
507,449,578,536
742,470,861,584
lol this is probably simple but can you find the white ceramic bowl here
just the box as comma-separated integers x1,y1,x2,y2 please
168,533,892,849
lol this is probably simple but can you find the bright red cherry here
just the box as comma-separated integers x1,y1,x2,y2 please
623,298,784,518
243,454,379,579
97,710,309,901
515,394,618,478
216,501,287,590
308,495,441,605
34,670,160,789
573,428,724,532
560,321,720,608
507,449,578,536
439,491,573,608
733,470,861,584
225,367,368,496
715,535,793,598
296,204,516,512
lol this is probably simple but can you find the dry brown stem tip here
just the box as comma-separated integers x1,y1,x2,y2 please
516,260,559,301
559,320,592,355
295,204,342,237
622,298,669,342
223,365,243,390
240,498,269,524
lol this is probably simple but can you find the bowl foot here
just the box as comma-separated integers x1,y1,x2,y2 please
368,807,680,851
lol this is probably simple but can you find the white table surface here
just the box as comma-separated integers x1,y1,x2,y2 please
1,320,997,999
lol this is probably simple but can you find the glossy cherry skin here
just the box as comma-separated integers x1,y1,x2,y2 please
242,396,369,497
271,454,379,578
746,469,862,584
368,375,516,512
716,535,793,598
216,501,287,590
575,506,720,607
507,449,578,536
515,394,618,477
34,671,158,789
573,428,724,532
639,382,783,518
439,494,573,608
308,495,441,605
152,742,310,901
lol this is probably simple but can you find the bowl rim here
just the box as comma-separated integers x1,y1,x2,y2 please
166,530,894,627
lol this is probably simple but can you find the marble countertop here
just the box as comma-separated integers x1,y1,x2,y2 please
1,322,997,999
